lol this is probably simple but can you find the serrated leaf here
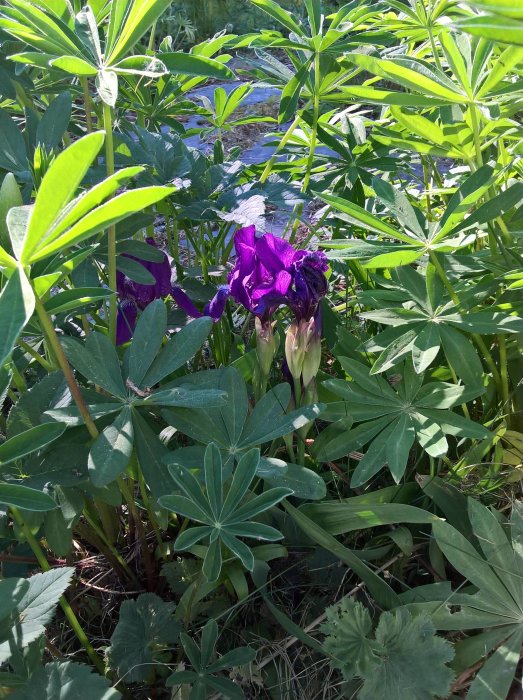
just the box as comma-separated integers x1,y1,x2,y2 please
108,593,180,683
0,568,74,663
9,661,121,699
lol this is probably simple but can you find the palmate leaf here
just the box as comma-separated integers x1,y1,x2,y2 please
404,500,523,700
162,367,324,495
322,600,454,700
107,593,180,683
358,264,521,381
320,359,490,486
159,445,290,582
166,619,255,699
9,662,121,700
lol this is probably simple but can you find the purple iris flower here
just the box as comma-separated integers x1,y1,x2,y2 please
228,226,328,322
116,237,172,345
171,284,230,322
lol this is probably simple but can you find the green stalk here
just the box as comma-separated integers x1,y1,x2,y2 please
10,507,106,675
302,51,321,191
470,105,484,168
429,251,503,393
34,294,99,440
80,77,93,134
103,102,117,345
18,339,53,372
498,335,511,417
118,475,155,592
259,114,302,184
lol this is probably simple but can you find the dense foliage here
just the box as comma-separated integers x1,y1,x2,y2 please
0,0,522,698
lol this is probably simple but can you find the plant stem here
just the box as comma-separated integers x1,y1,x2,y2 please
103,102,117,344
81,77,93,133
470,105,484,168
260,114,302,184
303,52,321,193
34,294,99,440
429,251,503,392
498,335,511,418
10,507,106,675
118,475,155,592
18,338,53,371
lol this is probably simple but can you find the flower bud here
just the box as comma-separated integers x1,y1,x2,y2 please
285,319,310,381
302,315,322,389
255,317,276,377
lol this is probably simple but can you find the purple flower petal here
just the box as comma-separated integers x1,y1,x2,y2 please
116,300,138,345
204,285,230,321
171,285,203,318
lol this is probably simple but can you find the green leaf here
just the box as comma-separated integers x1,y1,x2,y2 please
386,414,416,482
279,59,312,123
249,0,305,36
106,0,173,64
323,601,455,700
50,55,97,75
285,501,400,609
31,186,174,262
204,443,223,520
36,91,71,151
108,593,179,683
9,661,121,699
0,484,57,511
466,627,523,700
128,300,166,388
372,177,426,240
221,448,261,520
346,52,465,102
455,15,523,45
319,192,416,244
161,52,235,79
44,287,114,315
439,325,484,388
412,323,441,373
0,108,27,174
301,501,441,536
88,407,133,487
264,463,326,500
142,317,212,386
0,173,23,252
21,132,105,263
433,518,520,616
0,568,73,662
61,332,125,398
132,411,174,499
0,266,35,367
0,423,66,468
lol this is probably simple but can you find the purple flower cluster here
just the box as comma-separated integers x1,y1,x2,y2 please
228,225,328,323
115,228,328,353
116,237,171,344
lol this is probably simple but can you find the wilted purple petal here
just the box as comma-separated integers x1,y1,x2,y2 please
116,299,138,345
204,285,230,321
145,237,172,299
288,251,329,320
171,285,203,318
